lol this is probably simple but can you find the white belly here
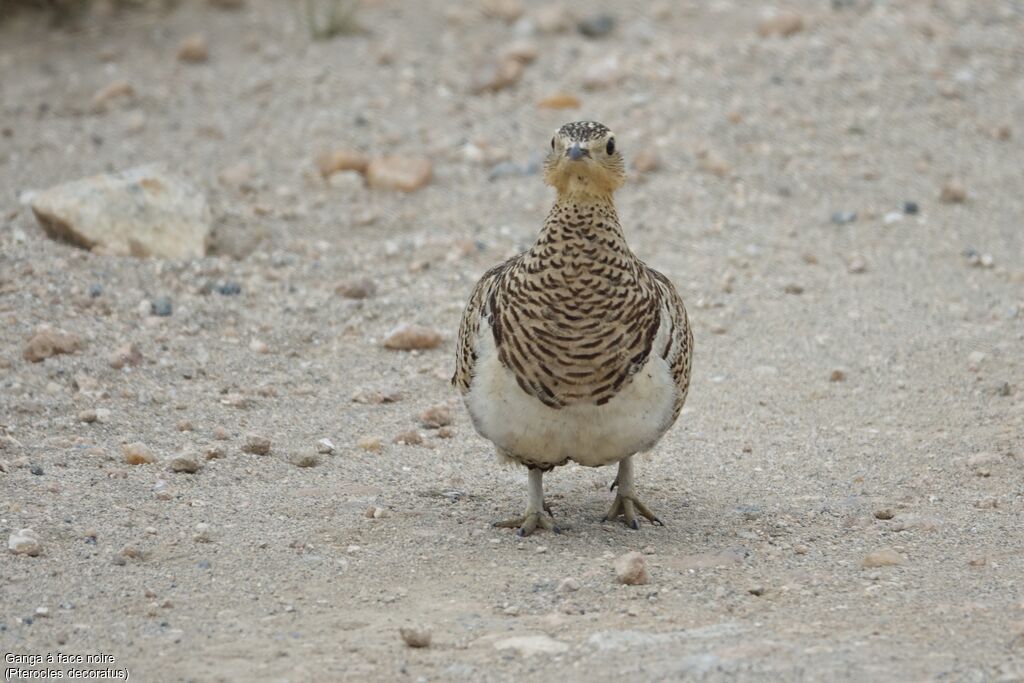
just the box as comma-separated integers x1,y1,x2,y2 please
464,320,679,468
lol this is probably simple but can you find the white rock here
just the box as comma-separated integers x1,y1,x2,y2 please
316,438,336,454
8,528,42,556
493,634,569,655
29,164,211,259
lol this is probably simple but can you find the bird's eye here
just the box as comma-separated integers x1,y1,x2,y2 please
606,138,616,155
551,137,556,150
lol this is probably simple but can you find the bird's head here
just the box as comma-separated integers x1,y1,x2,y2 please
543,121,625,199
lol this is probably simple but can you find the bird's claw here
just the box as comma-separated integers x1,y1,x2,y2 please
602,493,664,529
494,511,560,536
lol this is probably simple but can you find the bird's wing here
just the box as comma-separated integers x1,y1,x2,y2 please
451,259,517,394
646,266,694,420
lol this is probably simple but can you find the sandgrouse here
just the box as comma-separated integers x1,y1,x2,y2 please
452,121,693,535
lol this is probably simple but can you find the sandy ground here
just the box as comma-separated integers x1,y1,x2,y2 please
1,1,1023,681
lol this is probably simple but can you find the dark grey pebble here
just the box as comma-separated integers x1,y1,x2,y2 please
831,211,857,224
152,297,173,317
903,201,919,215
216,281,242,296
30,464,43,476
578,14,615,38
88,284,103,298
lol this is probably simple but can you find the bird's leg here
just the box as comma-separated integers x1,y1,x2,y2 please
603,456,663,529
494,467,559,536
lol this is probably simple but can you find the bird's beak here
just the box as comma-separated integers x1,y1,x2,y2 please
567,143,586,161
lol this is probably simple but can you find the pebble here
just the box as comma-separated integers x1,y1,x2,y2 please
193,523,212,542
289,451,321,468
177,419,193,432
213,426,230,440
169,451,201,473
393,431,424,446
493,635,569,656
967,452,999,469
903,201,919,215
23,328,82,363
537,93,581,110
829,369,846,382
831,211,857,225
967,351,986,372
783,283,805,295
383,324,442,350
399,626,432,648
352,386,404,404
470,57,525,94
357,436,383,453
862,548,904,568
151,297,173,317
577,13,615,38
79,409,98,423
420,405,453,428
203,444,226,460
335,277,377,299
963,249,994,269
847,256,868,273
534,6,573,33
633,149,661,173
216,281,241,296
365,506,389,519
8,529,42,556
242,435,271,455
365,157,432,192
177,34,209,63
316,438,336,454
874,508,895,520
436,426,455,439
218,162,253,190
614,551,649,585
499,40,539,64
91,79,134,111
582,55,622,90
123,442,157,465
249,339,269,354
758,11,804,37
108,343,143,369
30,464,43,476
940,181,967,203
558,577,581,592
316,149,369,177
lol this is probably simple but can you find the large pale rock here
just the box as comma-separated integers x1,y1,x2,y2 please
29,165,211,259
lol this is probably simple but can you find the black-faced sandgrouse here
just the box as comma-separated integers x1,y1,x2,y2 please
453,121,693,535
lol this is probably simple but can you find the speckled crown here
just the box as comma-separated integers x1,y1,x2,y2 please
557,121,611,142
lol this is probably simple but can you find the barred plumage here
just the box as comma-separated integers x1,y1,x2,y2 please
452,122,693,534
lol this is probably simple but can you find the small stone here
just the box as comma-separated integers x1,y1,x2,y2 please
177,419,193,432
23,328,82,362
558,577,581,592
216,281,241,296
862,548,904,568
365,157,432,192
940,181,967,203
436,426,455,439
120,544,142,559
91,79,133,111
582,55,622,90
967,351,986,372
352,386,404,404
383,324,442,350
577,13,615,38
420,405,453,429
365,506,389,519
829,369,846,382
289,451,320,468
394,431,423,446
8,528,42,556
316,149,369,178
499,40,539,64
537,93,581,110
108,343,143,369
79,409,98,423
633,149,661,173
203,444,226,460
903,201,919,215
470,57,525,94
169,452,201,473
748,586,766,596
249,339,269,354
357,436,383,453
758,11,804,37
831,211,857,225
218,162,252,189
783,283,804,295
400,626,432,648
614,551,649,585
213,426,230,440
151,297,173,317
34,606,50,618
967,452,1000,469
874,508,895,520
242,435,271,455
335,278,377,299
123,442,157,465
30,464,43,476
847,256,867,274
316,438,335,454
193,523,212,542
534,6,573,33
177,34,209,63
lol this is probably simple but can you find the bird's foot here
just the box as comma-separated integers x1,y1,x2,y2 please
494,509,560,536
602,494,664,530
